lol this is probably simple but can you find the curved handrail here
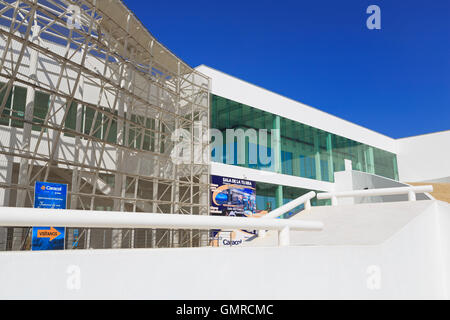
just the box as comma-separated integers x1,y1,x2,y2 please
262,191,316,219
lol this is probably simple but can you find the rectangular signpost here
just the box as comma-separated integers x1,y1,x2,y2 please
31,181,68,251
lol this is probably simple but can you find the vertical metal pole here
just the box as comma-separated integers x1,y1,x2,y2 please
393,156,399,181
12,19,40,251
357,145,364,172
68,76,84,249
278,227,290,247
272,115,282,175
272,115,283,210
304,199,312,211
112,15,133,249
366,147,375,175
331,196,338,206
16,22,40,208
198,76,211,247
151,113,160,248
71,76,84,210
276,185,284,210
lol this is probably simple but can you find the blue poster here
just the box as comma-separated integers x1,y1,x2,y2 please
210,175,256,217
32,181,67,251
31,227,65,251
210,175,260,247
34,181,68,209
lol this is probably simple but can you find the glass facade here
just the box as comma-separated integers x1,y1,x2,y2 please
0,82,49,131
64,103,159,152
211,94,399,182
0,83,159,154
256,182,330,218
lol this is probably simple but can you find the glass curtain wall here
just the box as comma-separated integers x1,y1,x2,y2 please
256,182,330,218
0,82,50,131
211,94,399,182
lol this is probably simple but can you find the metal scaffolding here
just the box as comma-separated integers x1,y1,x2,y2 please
0,0,211,250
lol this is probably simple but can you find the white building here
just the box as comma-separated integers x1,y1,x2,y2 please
0,0,448,251
0,0,449,300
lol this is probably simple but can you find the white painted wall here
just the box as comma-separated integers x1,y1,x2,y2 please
334,170,431,205
0,201,448,299
397,131,450,182
196,65,398,154
437,202,450,297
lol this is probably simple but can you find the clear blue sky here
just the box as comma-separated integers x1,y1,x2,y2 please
123,0,449,139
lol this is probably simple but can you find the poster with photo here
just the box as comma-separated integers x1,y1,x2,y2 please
210,175,260,247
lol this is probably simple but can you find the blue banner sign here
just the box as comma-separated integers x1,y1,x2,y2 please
31,227,65,251
32,181,68,251
34,181,68,209
210,175,259,247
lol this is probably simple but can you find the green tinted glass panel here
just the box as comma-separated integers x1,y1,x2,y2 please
134,115,143,149
32,91,50,131
142,118,154,151
64,101,78,137
211,94,399,181
0,82,12,126
11,86,27,128
128,114,136,148
255,182,329,218
103,110,118,144
84,107,102,139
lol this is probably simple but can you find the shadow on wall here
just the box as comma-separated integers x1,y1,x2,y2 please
335,170,432,205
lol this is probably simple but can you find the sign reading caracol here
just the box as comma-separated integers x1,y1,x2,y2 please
34,181,68,209
31,181,67,251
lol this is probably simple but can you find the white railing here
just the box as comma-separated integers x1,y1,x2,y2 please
0,207,324,247
262,191,316,219
257,191,316,239
317,186,434,206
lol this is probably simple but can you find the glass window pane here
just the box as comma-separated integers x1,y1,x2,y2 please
84,106,102,139
211,94,399,182
104,110,118,144
33,91,50,131
11,86,27,128
0,82,12,126
64,101,78,137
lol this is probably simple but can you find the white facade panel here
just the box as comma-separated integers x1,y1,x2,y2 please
211,162,335,192
397,131,450,182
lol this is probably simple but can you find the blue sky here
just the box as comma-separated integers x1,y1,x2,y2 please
124,0,449,139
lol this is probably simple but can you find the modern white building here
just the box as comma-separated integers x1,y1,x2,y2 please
0,0,448,252
197,64,450,209
0,0,449,301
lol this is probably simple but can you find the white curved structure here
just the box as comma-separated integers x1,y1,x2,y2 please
0,199,448,299
0,0,448,301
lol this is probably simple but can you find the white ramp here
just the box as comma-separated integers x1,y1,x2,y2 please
247,200,437,246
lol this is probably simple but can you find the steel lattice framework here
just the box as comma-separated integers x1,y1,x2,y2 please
0,0,211,250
